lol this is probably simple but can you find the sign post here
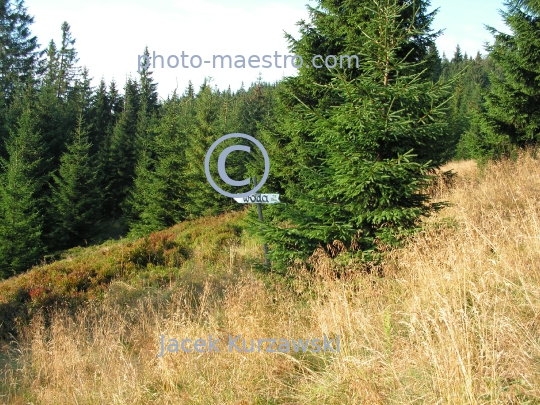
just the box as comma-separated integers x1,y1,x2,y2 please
254,177,270,267
204,133,275,267
257,201,270,267
232,179,280,267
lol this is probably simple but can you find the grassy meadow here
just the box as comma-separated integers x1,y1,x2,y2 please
1,152,540,404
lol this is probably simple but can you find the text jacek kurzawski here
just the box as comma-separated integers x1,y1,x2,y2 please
158,334,340,357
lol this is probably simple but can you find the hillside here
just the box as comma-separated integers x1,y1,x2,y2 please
1,152,540,404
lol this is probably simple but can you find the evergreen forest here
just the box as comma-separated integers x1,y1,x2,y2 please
0,0,538,278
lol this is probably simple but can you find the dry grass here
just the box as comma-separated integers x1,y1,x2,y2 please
441,159,479,180
1,152,540,404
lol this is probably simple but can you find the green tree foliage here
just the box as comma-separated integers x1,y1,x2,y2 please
103,77,140,217
261,0,452,269
0,8,271,276
436,46,495,160
0,100,45,276
50,114,101,247
0,0,40,102
24,22,83,246
238,79,277,138
93,79,122,217
128,79,277,234
262,0,441,195
127,92,190,236
282,0,439,109
29,21,82,167
472,0,540,158
137,47,159,117
184,81,235,218
135,46,160,155
237,80,278,181
88,78,114,158
453,53,496,159
55,21,79,100
0,0,40,160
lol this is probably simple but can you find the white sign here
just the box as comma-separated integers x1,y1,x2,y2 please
234,194,280,204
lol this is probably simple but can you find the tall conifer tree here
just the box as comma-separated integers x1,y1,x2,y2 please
184,81,232,218
0,94,46,276
103,77,140,217
51,114,101,246
262,0,452,268
127,92,189,235
0,0,40,102
475,0,540,156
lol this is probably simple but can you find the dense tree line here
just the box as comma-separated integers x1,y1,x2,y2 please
0,1,276,278
0,0,537,278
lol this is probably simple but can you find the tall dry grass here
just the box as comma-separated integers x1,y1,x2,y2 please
1,152,540,404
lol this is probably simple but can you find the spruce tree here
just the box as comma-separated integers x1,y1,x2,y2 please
262,0,440,198
262,0,452,269
476,0,540,156
127,93,190,235
36,21,82,167
56,21,79,100
102,77,140,217
138,47,159,117
135,46,160,155
0,101,45,277
239,79,276,138
452,45,464,64
27,82,68,248
0,0,40,103
126,147,156,235
93,79,121,219
108,79,123,117
0,0,41,159
453,53,495,159
184,81,233,218
69,67,93,119
280,0,439,112
88,78,113,158
50,114,101,246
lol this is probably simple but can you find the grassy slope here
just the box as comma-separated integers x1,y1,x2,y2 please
1,152,540,404
0,211,249,340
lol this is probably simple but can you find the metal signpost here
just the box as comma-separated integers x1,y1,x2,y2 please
233,176,278,267
204,133,279,267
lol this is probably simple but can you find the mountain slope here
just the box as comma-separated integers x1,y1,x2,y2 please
1,152,540,404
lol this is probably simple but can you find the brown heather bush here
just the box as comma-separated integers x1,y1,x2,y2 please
1,151,540,404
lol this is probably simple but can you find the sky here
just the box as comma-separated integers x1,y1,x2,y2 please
24,0,508,98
